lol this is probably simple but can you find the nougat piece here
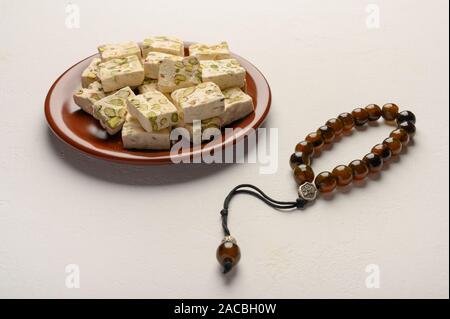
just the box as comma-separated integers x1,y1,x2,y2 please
87,81,103,91
157,56,202,93
219,87,254,125
138,80,173,102
143,52,182,79
73,81,106,115
200,59,245,90
137,79,158,94
176,117,221,142
171,82,225,123
97,41,141,61
92,87,135,135
184,117,221,135
126,90,180,132
242,79,248,93
189,41,231,60
142,36,184,57
81,58,101,88
122,114,171,150
98,55,144,92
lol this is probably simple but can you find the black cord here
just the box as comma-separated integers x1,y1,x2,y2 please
220,184,306,236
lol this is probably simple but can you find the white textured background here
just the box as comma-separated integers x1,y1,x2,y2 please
0,0,448,298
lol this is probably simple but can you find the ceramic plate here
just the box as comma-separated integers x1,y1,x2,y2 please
45,44,271,164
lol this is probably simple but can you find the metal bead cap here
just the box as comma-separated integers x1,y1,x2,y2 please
298,182,317,201
221,235,237,245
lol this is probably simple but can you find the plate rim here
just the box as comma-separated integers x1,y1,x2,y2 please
45,48,271,165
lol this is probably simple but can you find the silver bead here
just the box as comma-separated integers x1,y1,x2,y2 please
221,235,237,245
298,182,317,201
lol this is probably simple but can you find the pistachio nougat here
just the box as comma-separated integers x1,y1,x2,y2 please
200,59,246,90
171,82,225,123
81,58,101,88
143,52,182,79
126,90,180,132
73,81,106,115
97,41,141,61
142,36,184,57
157,56,202,93
189,41,231,60
122,114,171,150
175,117,221,142
137,79,174,102
137,79,158,94
185,117,222,135
98,55,145,92
219,87,254,125
93,87,135,135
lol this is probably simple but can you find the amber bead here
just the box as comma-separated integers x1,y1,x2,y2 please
383,137,402,156
396,110,416,125
305,132,324,153
317,125,335,144
315,171,337,193
332,165,353,187
352,108,369,126
398,121,416,137
349,160,369,180
217,239,241,273
382,103,399,121
295,140,315,157
289,152,311,169
338,112,355,132
371,143,392,162
365,104,382,121
390,128,410,146
363,153,383,173
294,164,315,185
326,118,344,136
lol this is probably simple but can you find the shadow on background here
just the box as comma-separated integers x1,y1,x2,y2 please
45,117,272,186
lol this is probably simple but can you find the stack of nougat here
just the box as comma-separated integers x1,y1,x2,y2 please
73,37,254,150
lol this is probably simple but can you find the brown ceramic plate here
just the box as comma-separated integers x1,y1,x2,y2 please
45,44,271,164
